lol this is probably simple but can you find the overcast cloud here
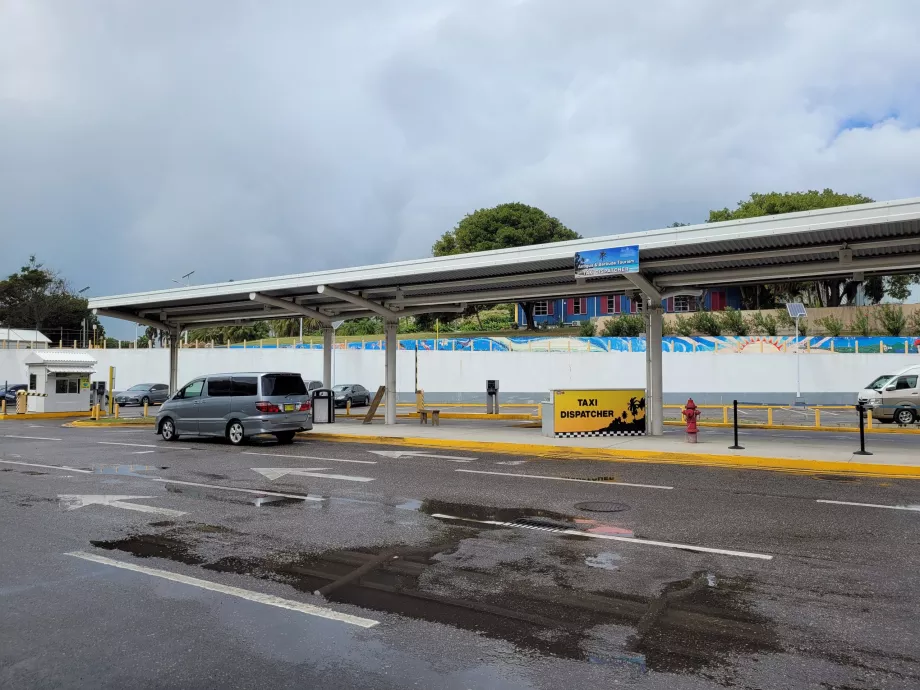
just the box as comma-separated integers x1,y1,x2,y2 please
3,0,920,321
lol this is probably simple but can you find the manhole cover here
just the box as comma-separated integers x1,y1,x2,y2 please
574,501,630,513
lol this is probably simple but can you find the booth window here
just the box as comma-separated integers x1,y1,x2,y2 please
56,376,80,394
56,378,68,394
29,374,36,390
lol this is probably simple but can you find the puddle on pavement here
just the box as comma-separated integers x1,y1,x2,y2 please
90,500,780,679
585,552,622,571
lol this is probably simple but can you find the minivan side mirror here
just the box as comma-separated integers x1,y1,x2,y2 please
885,385,897,392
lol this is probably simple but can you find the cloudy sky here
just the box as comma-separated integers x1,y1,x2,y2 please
3,0,920,334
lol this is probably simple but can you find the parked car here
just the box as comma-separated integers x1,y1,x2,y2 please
115,383,170,407
155,372,312,445
304,380,324,393
1,384,28,406
862,365,920,424
332,384,370,407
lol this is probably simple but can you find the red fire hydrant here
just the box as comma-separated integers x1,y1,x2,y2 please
682,398,701,443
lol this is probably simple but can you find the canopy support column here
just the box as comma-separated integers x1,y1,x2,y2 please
645,301,664,436
385,320,398,425
322,326,334,388
169,327,180,395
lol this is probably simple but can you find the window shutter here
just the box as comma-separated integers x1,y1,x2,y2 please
547,300,554,316
615,296,623,314
666,297,674,312
566,299,574,316
580,298,588,314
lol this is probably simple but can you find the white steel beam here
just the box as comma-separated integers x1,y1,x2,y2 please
384,320,397,425
94,309,174,332
249,292,332,325
316,285,400,319
362,269,574,298
386,278,630,308
654,254,920,287
322,327,333,388
622,273,661,302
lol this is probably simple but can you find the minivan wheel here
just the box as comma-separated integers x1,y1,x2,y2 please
894,408,916,425
227,420,246,446
141,396,150,406
274,431,296,444
160,418,179,442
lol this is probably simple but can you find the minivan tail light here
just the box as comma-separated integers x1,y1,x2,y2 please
255,401,281,413
298,402,311,412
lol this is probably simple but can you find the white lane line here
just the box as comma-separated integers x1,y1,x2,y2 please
132,450,156,455
816,499,920,512
97,441,191,450
4,435,62,441
455,469,673,490
66,551,378,628
150,477,324,502
243,451,376,465
0,459,92,474
431,514,771,560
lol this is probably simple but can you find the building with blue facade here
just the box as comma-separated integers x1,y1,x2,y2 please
515,287,743,326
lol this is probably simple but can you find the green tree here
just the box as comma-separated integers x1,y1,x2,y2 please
818,314,844,337
432,203,581,330
0,256,93,337
708,190,919,307
877,304,907,336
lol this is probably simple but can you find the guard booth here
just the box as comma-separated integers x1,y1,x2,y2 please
22,352,96,413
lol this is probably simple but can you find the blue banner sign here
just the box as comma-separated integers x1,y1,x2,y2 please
574,246,639,276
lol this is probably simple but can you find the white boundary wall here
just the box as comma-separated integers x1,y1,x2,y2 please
1,349,913,404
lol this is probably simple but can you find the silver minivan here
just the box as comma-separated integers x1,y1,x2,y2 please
863,364,920,425
155,372,312,445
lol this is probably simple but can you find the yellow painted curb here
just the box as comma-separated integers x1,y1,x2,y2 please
304,432,920,479
343,412,537,421
0,411,93,421
68,419,155,428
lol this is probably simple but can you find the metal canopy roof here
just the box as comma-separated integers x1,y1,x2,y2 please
90,197,920,331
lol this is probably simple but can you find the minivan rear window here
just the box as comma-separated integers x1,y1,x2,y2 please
261,374,306,396
231,377,258,396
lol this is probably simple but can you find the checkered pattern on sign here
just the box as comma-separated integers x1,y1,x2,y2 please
554,430,645,438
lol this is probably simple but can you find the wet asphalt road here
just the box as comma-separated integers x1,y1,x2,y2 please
1,420,919,689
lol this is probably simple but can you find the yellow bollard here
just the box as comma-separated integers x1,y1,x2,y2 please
538,402,542,419
114,403,119,419
722,406,729,424
346,399,351,415
814,408,821,428
767,408,773,426
1,399,5,415
866,409,873,430
143,402,149,417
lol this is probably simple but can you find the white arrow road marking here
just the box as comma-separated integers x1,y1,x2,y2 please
97,441,191,450
816,499,920,512
242,451,376,465
430,514,772,560
4,435,61,441
252,468,375,482
66,551,378,628
132,450,156,455
368,450,473,462
57,494,187,517
455,469,673,490
0,459,92,474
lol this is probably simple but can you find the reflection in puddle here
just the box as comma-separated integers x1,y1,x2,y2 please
165,484,310,508
395,499,422,511
585,552,622,571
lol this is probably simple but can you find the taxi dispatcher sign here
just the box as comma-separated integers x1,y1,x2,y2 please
553,389,646,437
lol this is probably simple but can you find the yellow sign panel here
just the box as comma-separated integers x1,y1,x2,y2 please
553,389,646,436
80,378,90,391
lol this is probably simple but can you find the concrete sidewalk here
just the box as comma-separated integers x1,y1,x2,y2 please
309,419,920,478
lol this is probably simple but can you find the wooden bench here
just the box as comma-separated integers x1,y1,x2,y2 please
419,409,440,426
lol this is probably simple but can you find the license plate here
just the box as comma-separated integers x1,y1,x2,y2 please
284,403,295,412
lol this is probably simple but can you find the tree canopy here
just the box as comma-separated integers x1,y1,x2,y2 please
0,256,99,342
432,203,580,329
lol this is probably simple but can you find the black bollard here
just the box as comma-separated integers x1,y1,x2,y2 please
854,404,873,456
728,399,744,450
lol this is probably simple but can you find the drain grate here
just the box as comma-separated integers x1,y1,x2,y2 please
574,502,630,513
512,517,572,532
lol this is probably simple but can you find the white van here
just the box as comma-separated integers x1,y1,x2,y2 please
860,364,920,425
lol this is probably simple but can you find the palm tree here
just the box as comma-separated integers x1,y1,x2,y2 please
627,396,639,421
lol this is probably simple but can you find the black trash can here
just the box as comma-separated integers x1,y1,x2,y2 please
312,388,336,424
